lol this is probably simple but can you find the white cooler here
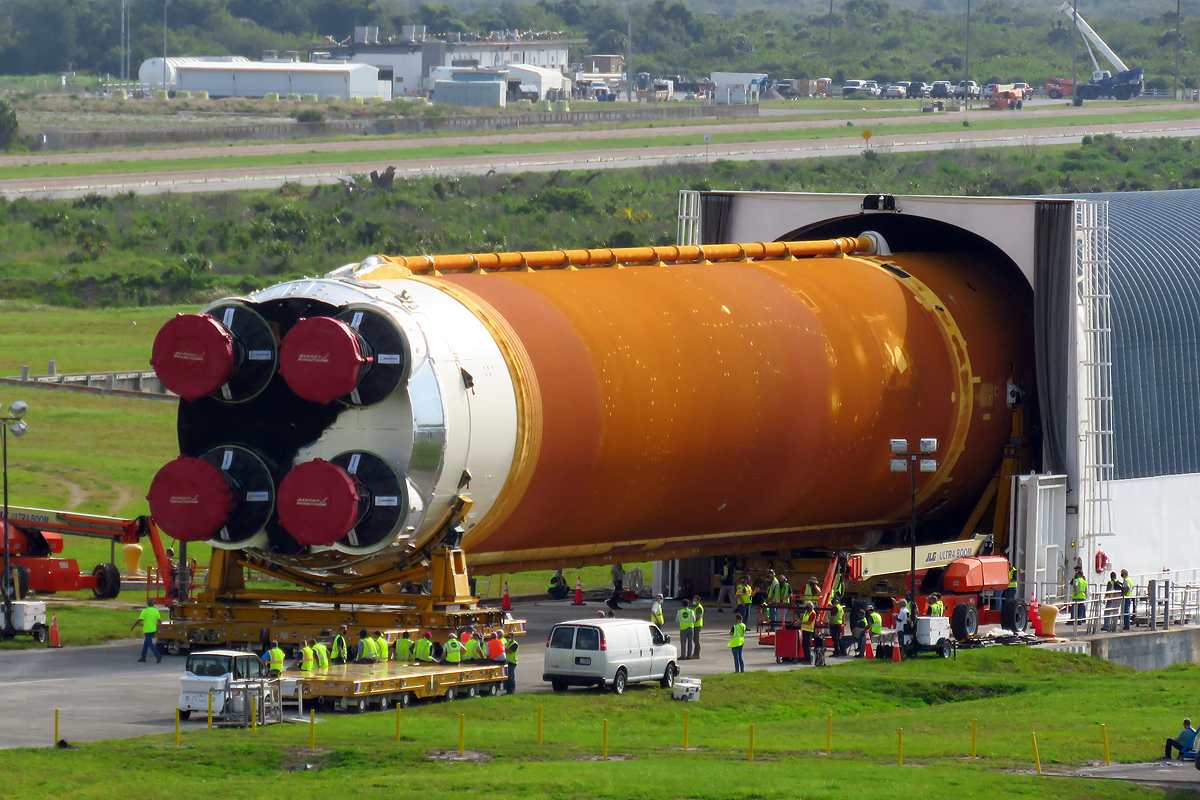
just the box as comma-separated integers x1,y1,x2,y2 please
672,676,701,701
11,600,47,631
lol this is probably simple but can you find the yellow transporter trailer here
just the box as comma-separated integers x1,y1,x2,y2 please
281,660,509,712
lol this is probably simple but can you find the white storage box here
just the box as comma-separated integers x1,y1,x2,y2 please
916,615,951,646
672,676,701,701
11,600,46,630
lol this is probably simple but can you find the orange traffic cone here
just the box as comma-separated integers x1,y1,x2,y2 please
892,640,902,663
1029,590,1042,636
864,634,874,659
48,614,62,648
502,582,511,611
572,576,585,606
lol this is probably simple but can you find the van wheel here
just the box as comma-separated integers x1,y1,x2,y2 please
660,662,677,688
178,710,192,721
611,668,627,695
551,681,568,692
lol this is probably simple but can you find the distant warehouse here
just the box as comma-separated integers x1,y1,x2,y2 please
139,59,388,101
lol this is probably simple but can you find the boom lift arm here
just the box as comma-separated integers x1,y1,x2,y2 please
1056,2,1129,74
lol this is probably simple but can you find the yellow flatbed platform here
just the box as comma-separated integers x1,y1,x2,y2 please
281,660,509,711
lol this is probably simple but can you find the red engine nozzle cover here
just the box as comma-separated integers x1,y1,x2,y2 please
151,313,236,401
147,456,235,542
276,459,362,546
278,317,370,404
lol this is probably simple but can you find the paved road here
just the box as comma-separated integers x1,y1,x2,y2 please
3,108,1199,200
0,596,816,749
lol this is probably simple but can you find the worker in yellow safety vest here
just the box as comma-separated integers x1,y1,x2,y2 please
264,640,285,675
504,632,520,694
312,638,329,668
868,608,883,654
804,577,820,604
1120,569,1133,631
927,594,945,617
413,631,436,663
799,602,817,665
331,626,349,665
735,578,753,623
395,632,414,661
297,640,314,672
765,570,783,631
651,593,665,626
1003,565,1018,600
1071,566,1088,625
443,632,465,664
355,628,377,663
728,613,746,673
691,595,705,658
676,600,695,660
829,601,846,657
374,631,390,661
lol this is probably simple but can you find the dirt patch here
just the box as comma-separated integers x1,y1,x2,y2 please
572,755,639,761
280,747,333,772
426,749,493,764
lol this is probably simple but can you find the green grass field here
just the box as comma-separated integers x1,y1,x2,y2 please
4,107,1198,182
2,649,1194,799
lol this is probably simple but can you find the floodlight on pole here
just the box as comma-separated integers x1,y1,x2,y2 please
888,435,938,655
163,0,174,93
1,401,30,639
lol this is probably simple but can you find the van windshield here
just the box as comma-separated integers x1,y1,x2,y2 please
186,654,233,677
575,627,600,650
548,626,576,649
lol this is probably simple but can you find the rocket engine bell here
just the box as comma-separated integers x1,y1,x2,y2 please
146,236,1033,573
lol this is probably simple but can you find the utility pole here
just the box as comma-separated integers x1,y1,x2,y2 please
1071,0,1078,102
625,4,634,103
964,0,971,108
163,0,174,93
1175,0,1182,99
826,0,834,81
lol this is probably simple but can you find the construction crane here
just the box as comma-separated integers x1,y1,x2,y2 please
1055,2,1143,101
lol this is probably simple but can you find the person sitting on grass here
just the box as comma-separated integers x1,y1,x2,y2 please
1165,718,1198,759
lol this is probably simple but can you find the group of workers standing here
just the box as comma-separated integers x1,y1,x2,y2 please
261,625,521,693
1070,564,1135,630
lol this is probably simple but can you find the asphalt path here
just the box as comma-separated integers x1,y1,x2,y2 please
0,596,824,749
3,106,1200,200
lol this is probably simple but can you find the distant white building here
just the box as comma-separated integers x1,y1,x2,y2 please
138,57,249,92
173,62,387,100
710,72,767,104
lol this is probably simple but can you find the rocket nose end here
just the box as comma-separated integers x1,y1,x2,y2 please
147,455,235,542
277,459,363,546
151,313,237,401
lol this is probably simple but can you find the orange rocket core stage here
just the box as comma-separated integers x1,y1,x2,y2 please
359,239,1033,572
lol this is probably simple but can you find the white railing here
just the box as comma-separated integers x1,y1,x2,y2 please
677,189,701,246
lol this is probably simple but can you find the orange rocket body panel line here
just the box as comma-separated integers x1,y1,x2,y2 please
422,247,1032,566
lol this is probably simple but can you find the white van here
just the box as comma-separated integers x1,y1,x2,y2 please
543,618,678,694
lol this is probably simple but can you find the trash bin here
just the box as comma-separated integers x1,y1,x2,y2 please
1039,605,1058,637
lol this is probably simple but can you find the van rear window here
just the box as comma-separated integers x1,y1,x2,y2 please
548,626,576,649
575,627,600,650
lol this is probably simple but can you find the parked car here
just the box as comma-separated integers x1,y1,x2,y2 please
883,82,910,98
982,83,997,98
954,80,981,99
929,80,953,98
906,81,930,98
841,79,866,97
543,618,678,694
177,649,269,721
1013,82,1032,94
861,80,882,96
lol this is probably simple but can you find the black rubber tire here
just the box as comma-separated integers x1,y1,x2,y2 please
611,668,627,695
660,662,677,689
467,685,479,699
92,563,121,599
1115,85,1133,100
1000,599,1028,633
444,688,456,702
485,683,499,697
1048,89,1062,99
398,692,412,708
551,681,568,692
377,695,391,711
178,710,192,721
950,604,978,641
936,638,952,659
31,623,48,643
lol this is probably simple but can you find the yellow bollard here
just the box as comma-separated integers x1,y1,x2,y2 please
395,702,401,743
460,713,466,756
827,712,832,756
54,708,59,745
898,727,904,767
972,718,978,759
684,708,690,751
1031,732,1042,775
310,708,316,752
1101,723,1110,766
251,696,257,733
207,692,213,731
537,706,543,745
175,707,180,747
603,718,609,759
749,723,755,763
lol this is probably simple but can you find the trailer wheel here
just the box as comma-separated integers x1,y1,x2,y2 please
466,685,479,699
178,710,192,721
349,698,366,713
485,683,499,697
444,687,456,702
91,563,121,599
936,638,952,659
31,623,48,643
950,604,978,641
1000,599,1028,633
377,695,390,711
659,662,677,689
398,692,412,708
611,667,627,695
